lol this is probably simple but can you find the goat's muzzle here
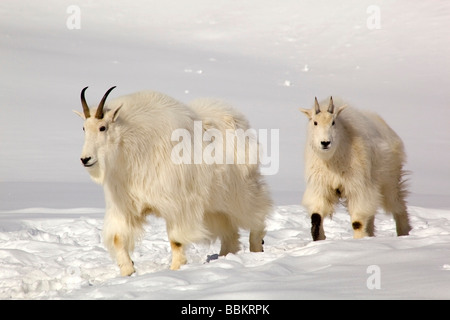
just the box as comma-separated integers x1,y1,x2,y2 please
81,157,97,167
321,141,331,149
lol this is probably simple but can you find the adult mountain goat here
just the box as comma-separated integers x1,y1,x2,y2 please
74,86,272,276
299,97,411,241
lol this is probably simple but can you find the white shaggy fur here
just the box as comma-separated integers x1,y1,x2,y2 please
299,97,411,240
75,87,272,276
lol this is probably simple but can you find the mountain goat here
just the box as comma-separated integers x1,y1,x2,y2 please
74,86,272,276
299,97,411,241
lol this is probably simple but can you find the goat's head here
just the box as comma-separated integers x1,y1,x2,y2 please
74,86,122,184
299,96,347,159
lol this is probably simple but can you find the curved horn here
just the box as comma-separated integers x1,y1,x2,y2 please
327,96,334,114
314,97,320,114
95,86,117,119
81,86,90,118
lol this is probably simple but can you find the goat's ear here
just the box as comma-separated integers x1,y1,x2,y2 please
299,107,312,120
336,105,348,117
73,110,86,119
111,104,123,123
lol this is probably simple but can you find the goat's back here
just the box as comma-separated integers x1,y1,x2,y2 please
339,105,404,151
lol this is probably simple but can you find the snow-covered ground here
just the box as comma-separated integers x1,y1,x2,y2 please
1,205,449,300
0,0,449,300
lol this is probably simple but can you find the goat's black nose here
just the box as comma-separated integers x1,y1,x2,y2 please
80,157,91,165
321,141,331,148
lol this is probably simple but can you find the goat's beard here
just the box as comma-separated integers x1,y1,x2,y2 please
313,143,336,161
86,161,104,185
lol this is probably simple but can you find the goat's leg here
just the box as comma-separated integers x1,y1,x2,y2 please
103,208,135,276
203,212,241,255
302,186,336,241
249,228,265,252
349,215,375,238
220,229,240,255
170,241,187,270
113,234,135,276
311,213,326,241
393,210,411,236
348,200,376,238
350,216,375,238
382,182,411,236
347,188,379,238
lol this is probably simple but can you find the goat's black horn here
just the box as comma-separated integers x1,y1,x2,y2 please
327,96,334,113
95,86,117,119
81,86,90,118
314,97,320,114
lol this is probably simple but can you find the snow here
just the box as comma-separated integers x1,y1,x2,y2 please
1,0,449,300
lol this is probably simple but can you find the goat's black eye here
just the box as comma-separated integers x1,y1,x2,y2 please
332,120,335,126
99,126,106,132
82,127,85,131
313,121,317,126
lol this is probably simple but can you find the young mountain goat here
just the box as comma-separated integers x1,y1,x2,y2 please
299,97,411,240
74,86,272,276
